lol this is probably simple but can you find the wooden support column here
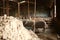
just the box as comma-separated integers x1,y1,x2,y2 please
6,0,9,16
33,0,36,32
34,0,36,18
18,2,20,17
54,0,56,17
28,0,30,18
52,0,56,19
3,0,5,16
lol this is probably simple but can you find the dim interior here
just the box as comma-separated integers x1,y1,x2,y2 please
0,0,59,40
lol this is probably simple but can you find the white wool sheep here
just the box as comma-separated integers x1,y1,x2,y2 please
0,15,41,40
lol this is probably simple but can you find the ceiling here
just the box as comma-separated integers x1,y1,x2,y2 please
0,0,54,9
0,0,55,16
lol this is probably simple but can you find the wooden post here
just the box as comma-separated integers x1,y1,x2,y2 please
18,2,20,17
6,0,9,16
33,0,36,32
28,0,30,18
3,0,5,15
54,0,56,17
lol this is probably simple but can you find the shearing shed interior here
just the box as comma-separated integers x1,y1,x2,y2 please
0,0,59,40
